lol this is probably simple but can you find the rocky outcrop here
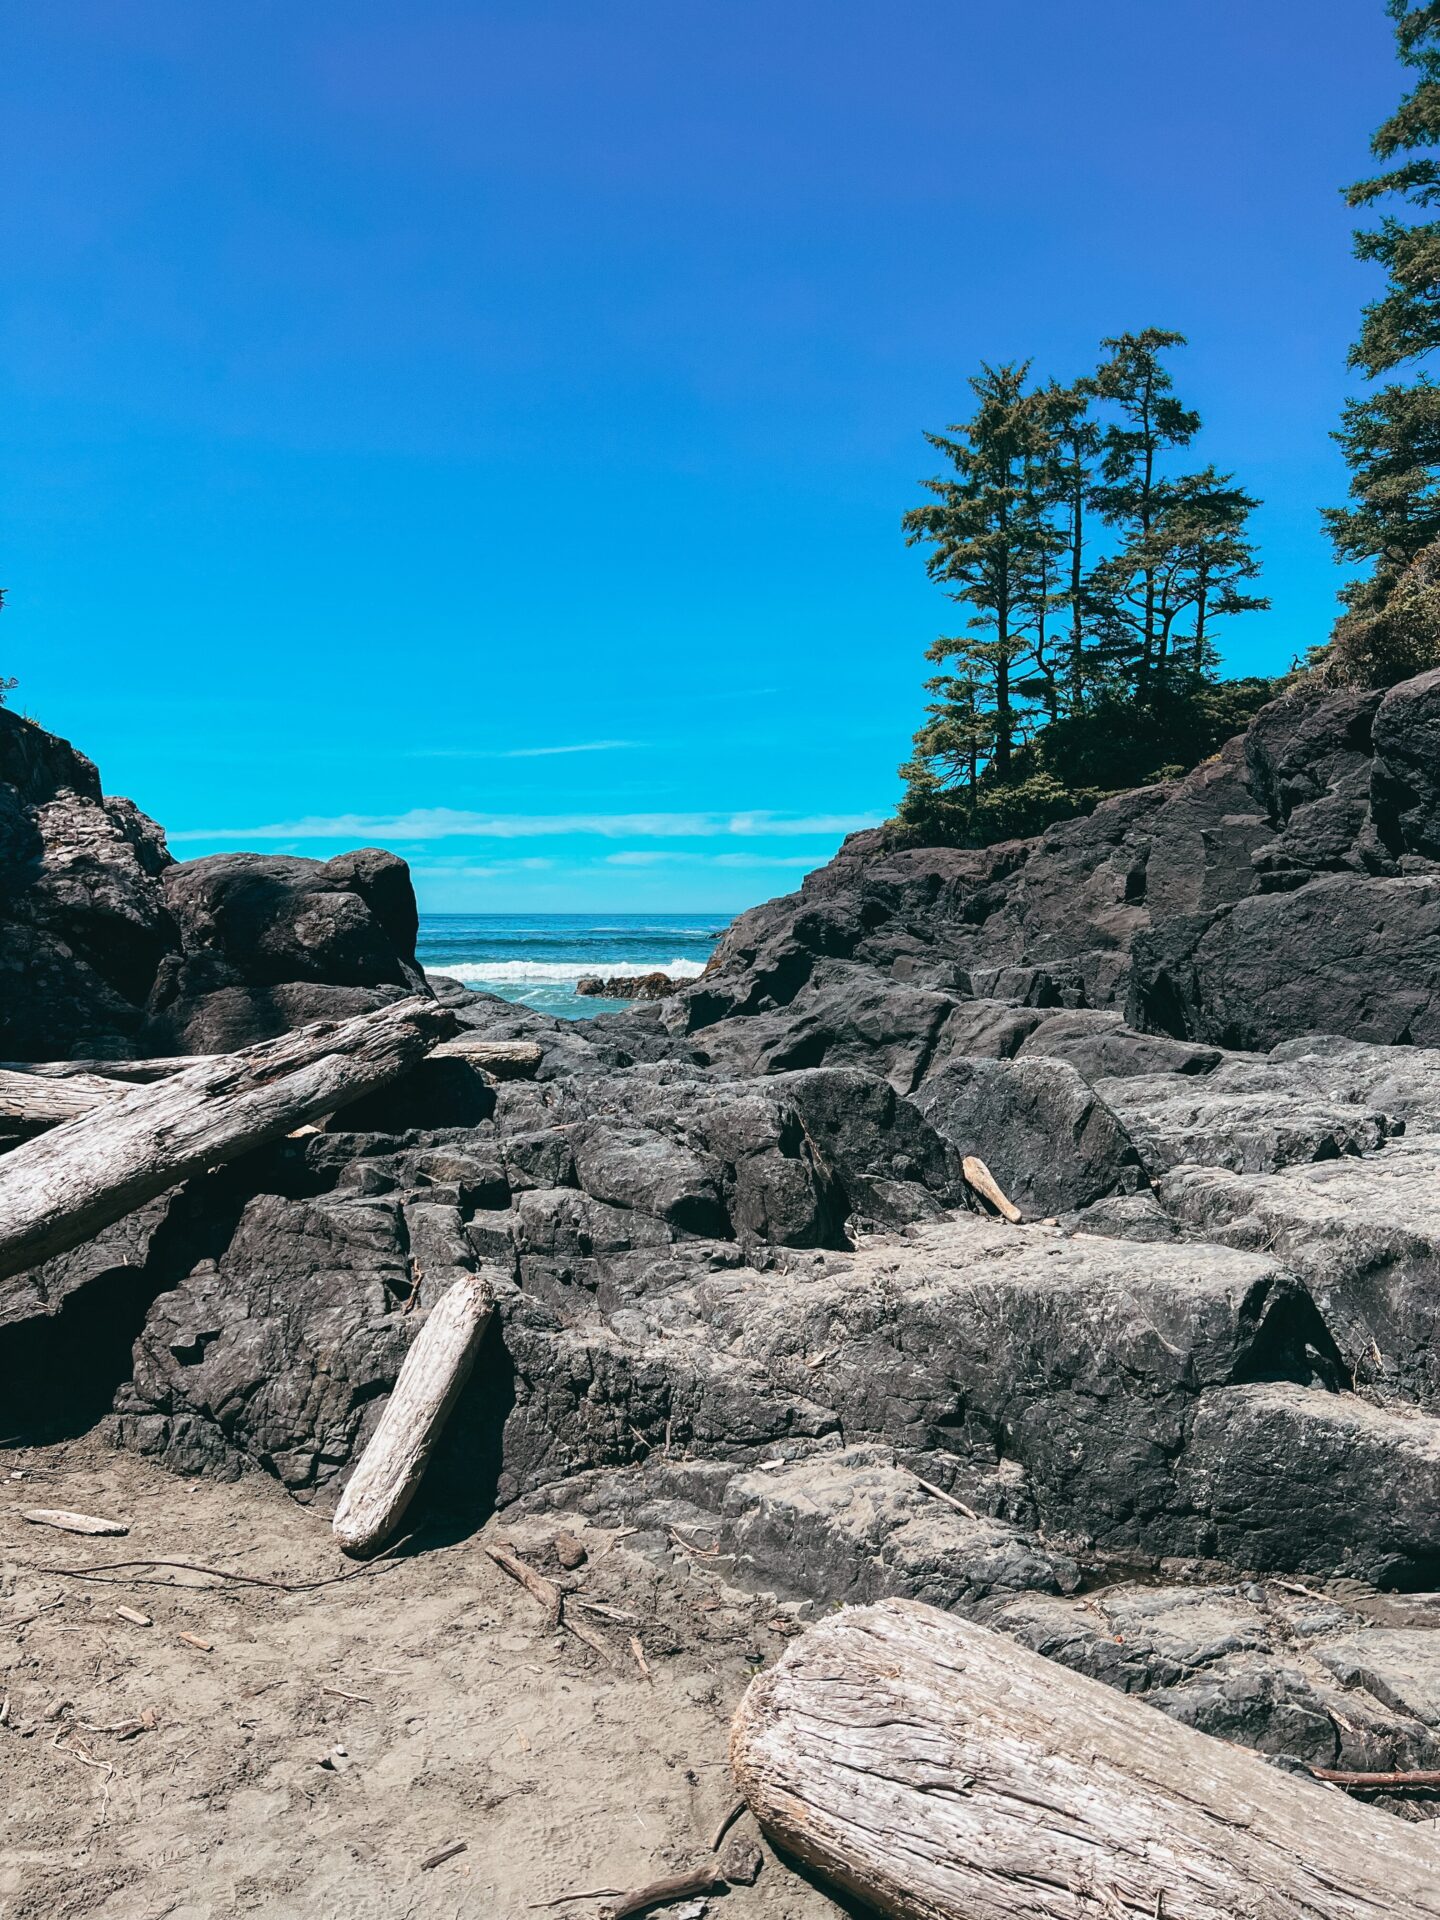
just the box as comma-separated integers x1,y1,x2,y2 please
575,970,682,1001
0,708,427,1058
19,677,1440,1795
650,669,1440,1066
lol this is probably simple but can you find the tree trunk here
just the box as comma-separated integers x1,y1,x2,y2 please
0,1068,126,1146
332,1269,494,1556
0,1033,541,1141
0,997,453,1282
730,1597,1440,1920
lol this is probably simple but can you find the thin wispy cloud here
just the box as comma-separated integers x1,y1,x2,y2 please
170,808,883,844
405,739,638,761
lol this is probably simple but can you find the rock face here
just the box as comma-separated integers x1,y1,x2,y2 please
575,971,683,1001
19,676,1440,1792
0,708,427,1058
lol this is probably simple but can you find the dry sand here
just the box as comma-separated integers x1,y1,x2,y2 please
0,1439,847,1920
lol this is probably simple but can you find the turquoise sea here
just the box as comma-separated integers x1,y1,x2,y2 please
415,912,725,1019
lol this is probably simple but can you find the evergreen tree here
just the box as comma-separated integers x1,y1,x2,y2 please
1091,329,1200,689
901,362,1052,779
1345,1,1440,379
1039,379,1099,708
1088,468,1267,684
1324,378,1440,596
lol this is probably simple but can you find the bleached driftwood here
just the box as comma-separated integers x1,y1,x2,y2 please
0,1068,126,1146
0,1034,541,1140
729,1596,1440,1920
0,997,453,1283
961,1153,1021,1223
332,1270,495,1556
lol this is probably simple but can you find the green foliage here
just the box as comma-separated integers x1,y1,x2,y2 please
899,334,1270,848
1320,5,1440,683
1314,536,1440,686
1345,3,1440,379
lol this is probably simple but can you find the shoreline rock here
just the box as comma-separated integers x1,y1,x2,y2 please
575,970,683,1001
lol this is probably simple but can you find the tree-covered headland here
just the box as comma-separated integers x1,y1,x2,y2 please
899,0,1440,846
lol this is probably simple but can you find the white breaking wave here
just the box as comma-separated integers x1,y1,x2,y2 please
427,957,708,986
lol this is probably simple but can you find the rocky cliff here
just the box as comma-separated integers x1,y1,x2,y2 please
0,707,425,1059
13,676,1440,1794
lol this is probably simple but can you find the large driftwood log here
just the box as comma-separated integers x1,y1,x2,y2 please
0,997,454,1283
332,1270,495,1556
730,1597,1440,1920
0,1067,126,1145
0,1035,541,1141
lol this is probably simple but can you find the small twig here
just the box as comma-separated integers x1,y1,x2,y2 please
571,1598,637,1624
598,1867,723,1920
908,1472,979,1521
23,1554,400,1594
1310,1766,1440,1791
322,1685,373,1704
628,1635,652,1681
668,1527,720,1559
420,1840,468,1871
708,1796,746,1853
527,1891,623,1910
564,1612,614,1666
484,1541,563,1629
9,1598,64,1630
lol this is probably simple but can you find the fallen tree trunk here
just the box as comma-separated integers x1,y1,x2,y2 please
0,1034,542,1138
0,996,454,1283
332,1269,495,1556
0,1067,126,1145
730,1597,1440,1920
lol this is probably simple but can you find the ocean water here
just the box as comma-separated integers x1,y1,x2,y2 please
415,912,726,1019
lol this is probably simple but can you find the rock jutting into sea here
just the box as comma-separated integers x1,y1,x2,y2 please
574,969,685,1001
13,669,1440,1794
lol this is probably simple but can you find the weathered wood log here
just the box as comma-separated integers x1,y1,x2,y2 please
0,997,453,1283
0,1034,541,1138
730,1597,1440,1920
0,1068,126,1146
332,1270,494,1556
961,1154,1022,1223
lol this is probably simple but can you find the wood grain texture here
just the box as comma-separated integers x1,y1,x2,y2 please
0,1067,126,1145
332,1269,495,1556
730,1596,1440,1920
0,996,453,1282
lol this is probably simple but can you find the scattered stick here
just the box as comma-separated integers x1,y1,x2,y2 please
114,1605,152,1627
177,1632,213,1653
322,1685,372,1704
1310,1767,1440,1791
961,1154,1022,1223
667,1527,720,1558
23,1554,400,1594
628,1635,652,1682
708,1796,746,1853
420,1840,468,1871
598,1868,722,1920
20,1509,128,1537
527,1891,623,1909
332,1269,495,1556
571,1598,637,1624
11,1598,64,1629
563,1612,613,1666
484,1541,563,1629
907,1472,979,1521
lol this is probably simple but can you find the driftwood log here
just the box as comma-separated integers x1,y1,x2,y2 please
0,997,454,1283
730,1597,1440,1920
332,1269,495,1556
0,1035,542,1143
0,1067,126,1146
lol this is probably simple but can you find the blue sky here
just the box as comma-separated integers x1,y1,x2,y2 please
0,1,1402,911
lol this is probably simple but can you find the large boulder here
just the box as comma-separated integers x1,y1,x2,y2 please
1371,665,1440,860
145,848,427,1051
0,708,175,1058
